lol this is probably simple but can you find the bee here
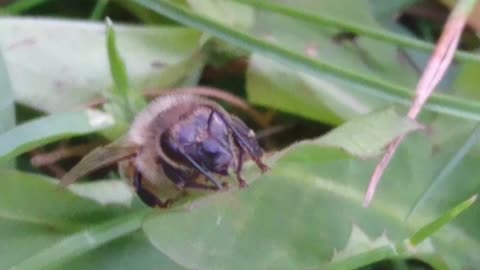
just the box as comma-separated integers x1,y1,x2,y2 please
61,93,268,207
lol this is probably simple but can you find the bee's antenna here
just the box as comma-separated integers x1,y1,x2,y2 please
178,148,223,190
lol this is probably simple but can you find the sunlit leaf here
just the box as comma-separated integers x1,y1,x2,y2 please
0,110,114,161
0,18,204,112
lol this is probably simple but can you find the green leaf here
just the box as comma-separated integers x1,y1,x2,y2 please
0,18,204,112
133,0,480,122
244,0,419,123
90,0,109,20
0,50,15,133
325,226,399,270
143,108,480,270
57,232,186,270
0,110,114,162
0,48,15,168
0,170,185,270
231,0,479,63
186,0,254,30
407,124,480,219
316,107,422,157
0,170,132,269
9,209,147,270
68,180,134,207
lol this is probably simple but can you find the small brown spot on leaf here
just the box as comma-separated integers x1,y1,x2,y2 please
151,61,165,69
53,80,68,92
7,38,36,51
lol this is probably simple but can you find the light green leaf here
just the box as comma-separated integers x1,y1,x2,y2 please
187,0,254,30
0,17,204,112
245,0,417,124
68,180,134,207
133,0,480,123
0,170,132,269
142,108,480,269
0,170,185,270
0,50,14,133
9,209,147,270
331,225,393,262
57,232,186,270
0,47,15,168
0,110,114,161
316,107,422,157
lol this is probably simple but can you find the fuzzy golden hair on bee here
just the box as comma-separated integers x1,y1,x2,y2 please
62,92,268,208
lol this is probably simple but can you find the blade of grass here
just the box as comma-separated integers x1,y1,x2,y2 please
133,0,480,122
106,18,130,99
232,0,480,64
90,0,109,20
105,18,146,121
407,124,480,219
364,0,478,207
406,194,477,246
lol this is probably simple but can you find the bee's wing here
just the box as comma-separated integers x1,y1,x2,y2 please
60,137,138,187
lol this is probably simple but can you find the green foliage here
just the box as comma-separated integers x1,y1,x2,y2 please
1,1,480,270
105,18,146,121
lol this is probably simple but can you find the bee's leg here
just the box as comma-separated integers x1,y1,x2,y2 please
220,115,269,172
176,148,223,190
134,171,171,208
160,157,220,191
234,147,247,188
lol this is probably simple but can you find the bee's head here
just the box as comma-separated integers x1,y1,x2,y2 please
160,106,234,176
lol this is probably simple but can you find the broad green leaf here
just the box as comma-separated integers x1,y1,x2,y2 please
331,225,394,262
0,110,114,161
134,0,480,123
0,170,132,269
407,124,480,218
0,170,184,270
142,108,480,269
245,0,416,124
0,18,204,112
316,107,422,157
187,0,254,30
57,232,186,270
9,209,147,270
